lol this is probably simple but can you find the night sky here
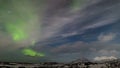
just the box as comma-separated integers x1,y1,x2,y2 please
0,0,120,63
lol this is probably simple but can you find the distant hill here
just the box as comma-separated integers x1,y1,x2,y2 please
71,57,90,64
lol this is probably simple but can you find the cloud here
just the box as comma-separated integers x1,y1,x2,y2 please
94,56,117,61
50,0,120,39
98,50,119,56
51,41,88,54
48,33,120,61
33,0,120,62
98,33,117,42
61,32,79,37
1,0,120,62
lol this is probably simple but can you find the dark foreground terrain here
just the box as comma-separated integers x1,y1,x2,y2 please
0,59,120,68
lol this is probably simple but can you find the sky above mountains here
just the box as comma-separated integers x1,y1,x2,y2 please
0,0,120,63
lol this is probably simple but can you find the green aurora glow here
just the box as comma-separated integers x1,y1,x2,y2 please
0,0,44,57
0,0,38,41
22,48,45,57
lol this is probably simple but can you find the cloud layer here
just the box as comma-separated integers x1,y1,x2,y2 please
0,0,120,62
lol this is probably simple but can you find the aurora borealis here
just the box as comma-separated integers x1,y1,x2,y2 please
4,0,40,42
22,48,45,57
0,0,44,62
0,0,120,63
